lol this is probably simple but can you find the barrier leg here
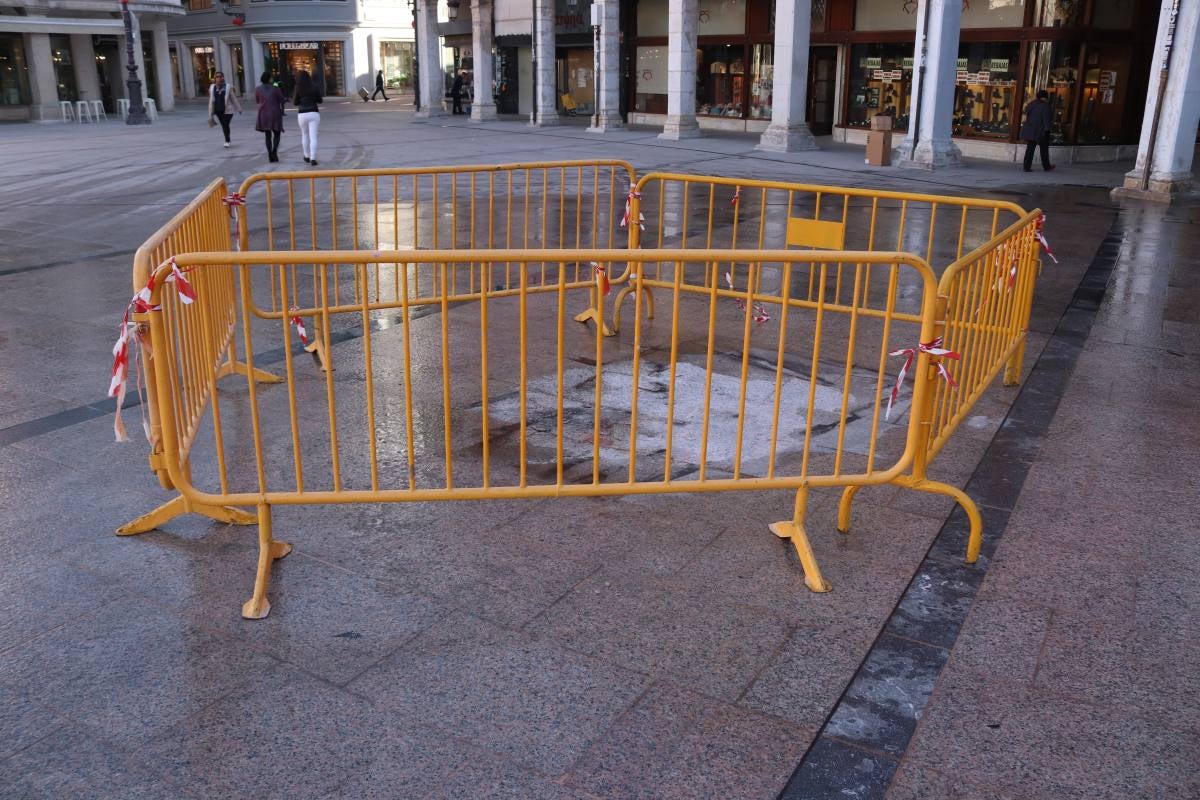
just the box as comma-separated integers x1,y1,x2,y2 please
610,284,655,334
216,358,284,384
769,487,832,593
573,287,613,337
117,496,257,536
241,503,293,620
906,480,984,564
836,485,861,534
1003,337,1027,386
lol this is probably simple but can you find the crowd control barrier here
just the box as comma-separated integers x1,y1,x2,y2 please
114,164,1044,619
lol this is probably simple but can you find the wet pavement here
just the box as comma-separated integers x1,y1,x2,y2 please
0,100,1197,799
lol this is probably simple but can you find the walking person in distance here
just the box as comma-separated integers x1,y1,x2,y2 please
1020,89,1056,173
293,70,323,166
372,70,390,102
255,71,286,162
450,70,465,114
208,72,242,149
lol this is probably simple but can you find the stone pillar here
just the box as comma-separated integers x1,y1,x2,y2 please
70,34,102,107
1114,0,1200,200
897,0,963,170
587,0,622,131
659,0,699,139
470,0,497,120
150,22,175,111
532,0,558,125
757,0,816,151
23,33,60,121
178,42,197,98
415,0,447,116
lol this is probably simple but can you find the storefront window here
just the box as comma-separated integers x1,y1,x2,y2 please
141,39,159,102
961,0,1024,28
846,43,914,131
952,42,1020,139
191,45,215,96
266,41,345,97
0,33,31,106
697,0,746,35
322,41,344,95
50,35,78,102
854,0,918,31
1077,44,1134,144
1034,0,1083,28
634,45,667,113
637,0,668,37
1025,40,1078,144
1091,0,1136,28
749,43,772,120
380,41,415,89
697,43,746,117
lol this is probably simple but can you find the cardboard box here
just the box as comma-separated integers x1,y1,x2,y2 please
866,131,892,166
870,115,894,131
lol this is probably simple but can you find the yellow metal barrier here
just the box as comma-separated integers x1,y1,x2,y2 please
117,168,1044,619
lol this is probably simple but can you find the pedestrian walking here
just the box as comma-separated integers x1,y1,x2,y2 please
1020,89,1056,173
450,70,466,115
372,70,390,102
254,71,286,162
208,72,243,148
293,70,323,166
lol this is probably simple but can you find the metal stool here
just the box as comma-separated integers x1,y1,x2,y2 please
144,98,158,121
91,100,108,121
59,101,75,123
75,100,94,123
117,98,129,119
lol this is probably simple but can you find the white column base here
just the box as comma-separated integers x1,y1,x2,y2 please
1112,168,1194,201
416,106,449,118
587,111,623,132
470,103,498,121
896,137,963,170
531,113,560,126
659,114,701,140
757,123,818,152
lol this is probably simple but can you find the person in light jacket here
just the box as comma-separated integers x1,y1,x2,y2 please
293,70,323,166
1020,89,1056,173
254,71,285,162
208,72,243,149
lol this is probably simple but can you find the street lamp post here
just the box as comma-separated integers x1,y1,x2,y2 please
410,0,420,109
590,3,600,129
120,0,151,125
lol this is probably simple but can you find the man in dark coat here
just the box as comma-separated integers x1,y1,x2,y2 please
1020,89,1056,173
372,70,390,101
450,70,465,114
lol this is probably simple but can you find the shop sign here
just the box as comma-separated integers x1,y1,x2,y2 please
987,58,1009,72
1099,70,1117,89
862,57,882,69
956,58,968,69
901,57,914,70
1101,88,1115,104
957,70,992,84
872,69,903,82
278,42,319,50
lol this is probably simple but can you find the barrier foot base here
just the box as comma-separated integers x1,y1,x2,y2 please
836,485,861,534
904,479,984,564
304,340,331,373
117,496,257,536
217,359,283,384
574,306,613,337
242,504,290,620
611,284,655,334
769,520,832,593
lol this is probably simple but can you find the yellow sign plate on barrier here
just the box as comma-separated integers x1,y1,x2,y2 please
786,216,846,250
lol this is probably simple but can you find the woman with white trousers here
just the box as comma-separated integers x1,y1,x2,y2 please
292,70,323,166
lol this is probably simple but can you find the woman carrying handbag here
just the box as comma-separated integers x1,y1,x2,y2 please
254,72,286,162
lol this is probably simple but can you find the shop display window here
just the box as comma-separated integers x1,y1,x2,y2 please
697,0,747,35
191,45,215,96
637,0,668,36
1034,0,1083,28
853,0,918,32
634,45,668,113
961,0,1023,28
1024,40,1078,144
1077,44,1133,144
321,41,344,95
1092,0,1137,28
697,43,746,117
846,43,913,131
749,44,772,120
952,42,1020,139
50,35,78,102
0,33,31,107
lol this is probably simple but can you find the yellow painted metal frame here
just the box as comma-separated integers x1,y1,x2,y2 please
118,167,1044,620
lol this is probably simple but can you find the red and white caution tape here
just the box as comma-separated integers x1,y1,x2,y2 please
1034,213,1058,264
724,271,770,325
730,186,741,208
619,190,644,231
289,307,310,346
885,337,960,421
590,262,612,297
223,192,246,250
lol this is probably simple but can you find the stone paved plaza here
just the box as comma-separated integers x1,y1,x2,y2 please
1,100,1198,799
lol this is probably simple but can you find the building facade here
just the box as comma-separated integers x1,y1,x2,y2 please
166,0,415,99
0,0,183,122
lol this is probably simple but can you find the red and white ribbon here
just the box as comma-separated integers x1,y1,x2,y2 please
289,308,310,346
724,271,770,325
620,190,644,231
730,186,741,208
223,192,246,250
590,262,611,297
110,257,198,442
1034,213,1058,264
885,337,960,421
